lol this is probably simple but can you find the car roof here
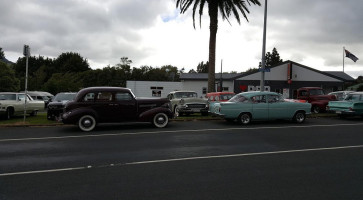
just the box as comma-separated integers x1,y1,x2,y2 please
237,91,280,97
21,91,54,96
207,92,235,95
169,91,196,93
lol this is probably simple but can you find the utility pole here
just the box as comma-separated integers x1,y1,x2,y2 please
23,45,30,123
260,0,268,91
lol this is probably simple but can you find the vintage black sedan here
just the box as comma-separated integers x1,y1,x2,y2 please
62,87,173,131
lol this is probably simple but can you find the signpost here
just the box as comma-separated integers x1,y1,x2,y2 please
23,45,30,123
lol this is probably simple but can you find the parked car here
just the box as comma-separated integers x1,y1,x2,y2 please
327,92,363,118
328,91,355,101
167,91,208,116
47,92,77,120
61,87,173,131
22,91,54,108
207,92,235,113
211,91,311,124
0,92,45,119
296,87,336,113
206,92,236,102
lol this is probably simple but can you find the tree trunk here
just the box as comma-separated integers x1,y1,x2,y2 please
208,1,218,93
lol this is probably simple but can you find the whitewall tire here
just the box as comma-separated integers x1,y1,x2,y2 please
78,115,96,132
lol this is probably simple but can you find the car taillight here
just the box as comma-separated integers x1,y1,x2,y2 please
349,107,353,111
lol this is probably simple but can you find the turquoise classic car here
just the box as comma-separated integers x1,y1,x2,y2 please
211,91,311,124
327,92,363,117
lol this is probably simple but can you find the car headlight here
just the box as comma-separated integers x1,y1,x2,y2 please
62,111,72,118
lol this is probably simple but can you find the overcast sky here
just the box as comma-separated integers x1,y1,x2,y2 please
1,0,362,78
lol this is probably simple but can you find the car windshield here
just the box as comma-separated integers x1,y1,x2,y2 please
53,93,76,101
0,94,16,100
228,94,248,102
345,94,362,101
309,89,324,95
174,92,197,98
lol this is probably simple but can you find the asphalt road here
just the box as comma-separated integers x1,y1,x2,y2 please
1,117,363,200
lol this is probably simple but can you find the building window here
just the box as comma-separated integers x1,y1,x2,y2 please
150,86,164,90
222,87,229,91
152,90,161,97
202,87,207,94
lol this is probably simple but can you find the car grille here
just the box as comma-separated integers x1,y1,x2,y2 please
187,104,206,108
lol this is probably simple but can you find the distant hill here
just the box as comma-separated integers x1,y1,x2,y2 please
0,57,15,65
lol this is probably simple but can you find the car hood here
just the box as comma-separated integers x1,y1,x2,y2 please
328,101,354,108
49,100,71,106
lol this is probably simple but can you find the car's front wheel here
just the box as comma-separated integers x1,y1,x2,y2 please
238,113,251,125
78,115,96,132
152,113,169,128
5,108,13,120
293,111,306,123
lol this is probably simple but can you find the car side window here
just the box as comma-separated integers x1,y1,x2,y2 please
115,92,132,101
18,94,25,101
96,92,113,101
83,93,95,102
252,95,266,103
299,90,308,96
268,95,281,103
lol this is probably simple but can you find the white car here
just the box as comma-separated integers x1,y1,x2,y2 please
0,92,45,119
167,91,208,116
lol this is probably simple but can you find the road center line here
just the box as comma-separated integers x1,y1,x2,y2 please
1,123,363,142
124,145,363,165
1,144,362,177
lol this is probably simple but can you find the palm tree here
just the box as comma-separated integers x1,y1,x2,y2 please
176,0,261,92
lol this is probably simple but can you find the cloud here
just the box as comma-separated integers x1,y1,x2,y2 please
0,0,362,78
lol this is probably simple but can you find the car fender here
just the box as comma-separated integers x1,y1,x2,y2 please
139,107,173,122
62,108,99,124
310,101,329,108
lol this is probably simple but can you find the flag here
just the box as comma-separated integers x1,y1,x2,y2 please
345,49,359,62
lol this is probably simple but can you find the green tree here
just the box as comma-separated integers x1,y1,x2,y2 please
53,52,91,73
265,47,283,68
0,47,4,59
176,0,261,92
120,57,132,65
29,65,48,91
196,61,209,73
0,61,20,92
43,73,83,94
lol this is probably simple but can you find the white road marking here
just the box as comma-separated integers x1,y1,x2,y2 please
1,122,363,142
0,167,86,177
1,144,362,177
124,145,363,165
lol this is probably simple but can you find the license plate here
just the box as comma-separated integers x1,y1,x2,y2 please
335,111,341,114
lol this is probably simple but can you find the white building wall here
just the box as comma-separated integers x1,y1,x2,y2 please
239,63,289,81
182,80,235,97
291,64,342,82
126,81,182,98
237,63,342,82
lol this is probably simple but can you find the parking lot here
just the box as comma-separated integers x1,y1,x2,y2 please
1,117,363,199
